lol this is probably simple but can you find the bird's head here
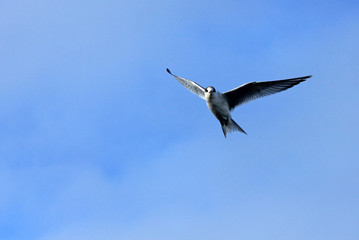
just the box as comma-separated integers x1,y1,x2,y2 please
205,86,216,93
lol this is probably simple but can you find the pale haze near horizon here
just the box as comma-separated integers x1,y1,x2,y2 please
1,0,359,239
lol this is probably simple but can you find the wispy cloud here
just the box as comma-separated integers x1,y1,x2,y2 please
1,0,359,239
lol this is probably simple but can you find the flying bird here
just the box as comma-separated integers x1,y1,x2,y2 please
166,68,311,137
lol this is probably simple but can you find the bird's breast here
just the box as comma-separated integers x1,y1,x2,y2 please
205,93,230,118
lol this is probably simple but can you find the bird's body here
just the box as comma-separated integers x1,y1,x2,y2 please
166,68,311,137
204,88,246,136
205,88,229,121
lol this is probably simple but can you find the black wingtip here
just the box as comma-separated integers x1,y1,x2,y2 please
299,75,312,83
166,68,171,74
302,75,312,81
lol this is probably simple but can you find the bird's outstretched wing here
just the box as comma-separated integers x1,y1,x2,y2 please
167,68,206,99
224,75,311,110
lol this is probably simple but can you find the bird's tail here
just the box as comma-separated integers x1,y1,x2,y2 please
221,118,247,137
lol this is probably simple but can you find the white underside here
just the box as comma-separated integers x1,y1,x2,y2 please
205,91,247,136
205,92,231,119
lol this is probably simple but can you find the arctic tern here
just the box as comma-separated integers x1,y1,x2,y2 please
166,68,311,137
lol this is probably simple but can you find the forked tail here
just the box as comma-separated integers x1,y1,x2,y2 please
221,118,247,137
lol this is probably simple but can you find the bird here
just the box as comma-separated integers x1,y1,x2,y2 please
166,68,311,137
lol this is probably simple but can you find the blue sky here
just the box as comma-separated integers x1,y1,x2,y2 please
1,0,359,239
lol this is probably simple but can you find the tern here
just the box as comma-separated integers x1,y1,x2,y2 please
167,68,311,137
